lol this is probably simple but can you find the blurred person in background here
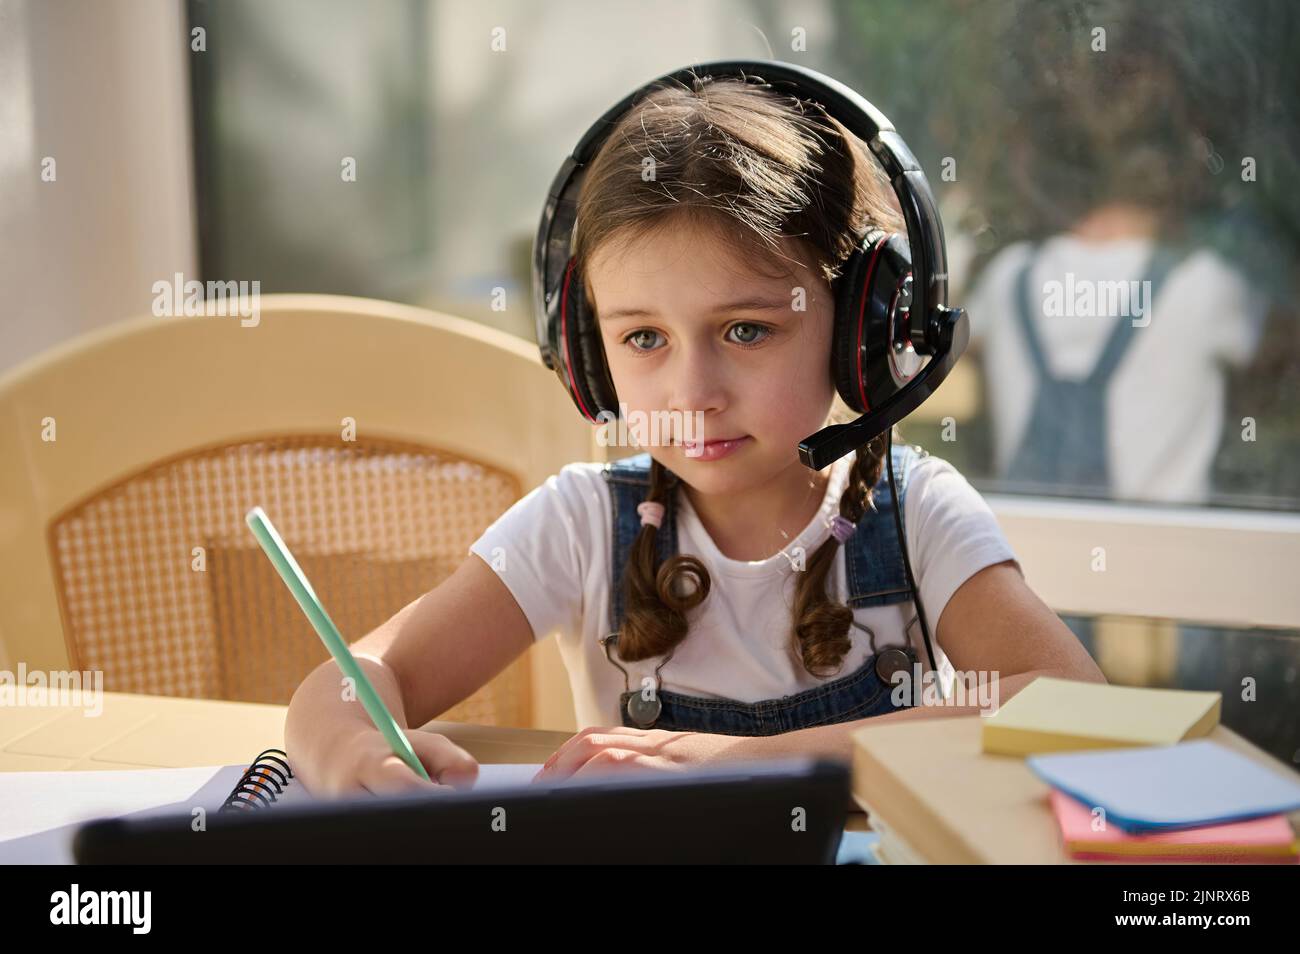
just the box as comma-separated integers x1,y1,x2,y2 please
960,4,1270,505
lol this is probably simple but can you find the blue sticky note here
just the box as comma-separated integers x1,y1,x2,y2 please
835,830,883,865
1027,739,1300,833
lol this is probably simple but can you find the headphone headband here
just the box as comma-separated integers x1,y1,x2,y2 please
532,59,968,470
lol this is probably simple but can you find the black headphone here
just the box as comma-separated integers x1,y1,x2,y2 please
531,60,966,685
531,59,969,473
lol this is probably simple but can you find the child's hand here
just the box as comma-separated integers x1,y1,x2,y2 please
531,726,745,783
307,725,480,797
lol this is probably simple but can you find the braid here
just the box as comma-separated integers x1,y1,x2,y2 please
614,456,712,661
614,428,894,675
789,428,894,676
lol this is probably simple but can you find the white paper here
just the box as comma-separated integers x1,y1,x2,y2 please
0,761,544,863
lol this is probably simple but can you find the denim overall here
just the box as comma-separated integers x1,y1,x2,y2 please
600,443,925,736
1005,243,1187,646
1003,243,1188,493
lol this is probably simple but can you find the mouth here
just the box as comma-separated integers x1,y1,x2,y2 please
674,435,752,462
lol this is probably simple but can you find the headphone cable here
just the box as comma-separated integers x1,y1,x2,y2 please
884,429,941,685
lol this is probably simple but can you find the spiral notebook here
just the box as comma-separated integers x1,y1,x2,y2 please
0,750,543,863
221,748,303,810
219,748,544,810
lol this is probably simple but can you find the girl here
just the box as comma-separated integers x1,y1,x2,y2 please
286,74,1104,796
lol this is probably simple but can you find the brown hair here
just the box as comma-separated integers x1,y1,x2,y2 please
573,72,905,677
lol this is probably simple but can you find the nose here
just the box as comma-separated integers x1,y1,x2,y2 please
665,339,728,421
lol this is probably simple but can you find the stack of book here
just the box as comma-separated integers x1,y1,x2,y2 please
986,679,1300,863
849,678,1300,864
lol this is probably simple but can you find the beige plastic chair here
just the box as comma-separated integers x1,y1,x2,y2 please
0,294,598,730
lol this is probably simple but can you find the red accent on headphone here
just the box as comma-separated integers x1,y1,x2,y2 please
560,258,599,423
853,236,889,411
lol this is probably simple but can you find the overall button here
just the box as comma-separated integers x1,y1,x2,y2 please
873,647,914,685
625,691,662,728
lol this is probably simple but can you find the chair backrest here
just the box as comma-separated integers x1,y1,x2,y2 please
0,294,598,729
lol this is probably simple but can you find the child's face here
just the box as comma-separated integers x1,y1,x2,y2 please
587,218,837,495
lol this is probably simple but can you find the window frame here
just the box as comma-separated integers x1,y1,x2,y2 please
985,494,1300,630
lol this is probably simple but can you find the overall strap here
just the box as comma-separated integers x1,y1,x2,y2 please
1012,245,1053,378
603,452,681,634
1015,241,1190,387
1084,243,1188,387
843,442,926,608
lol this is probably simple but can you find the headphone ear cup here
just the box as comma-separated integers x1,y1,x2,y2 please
831,232,884,413
831,231,917,416
559,260,618,421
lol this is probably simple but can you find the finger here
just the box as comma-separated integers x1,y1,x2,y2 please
585,726,658,739
538,733,656,782
407,732,480,790
531,726,603,780
359,753,446,796
536,731,612,781
566,748,676,779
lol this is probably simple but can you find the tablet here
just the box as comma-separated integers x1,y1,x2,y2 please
72,757,850,864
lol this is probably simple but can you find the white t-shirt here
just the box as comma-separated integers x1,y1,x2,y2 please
964,236,1267,503
468,450,1020,729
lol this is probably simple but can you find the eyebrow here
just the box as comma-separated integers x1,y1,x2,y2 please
597,296,793,323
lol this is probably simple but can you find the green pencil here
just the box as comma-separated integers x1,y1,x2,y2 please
244,506,432,783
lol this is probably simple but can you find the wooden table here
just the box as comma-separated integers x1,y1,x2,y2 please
0,690,873,863
0,691,573,771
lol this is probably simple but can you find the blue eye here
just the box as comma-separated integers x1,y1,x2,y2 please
622,329,663,353
727,322,773,347
620,322,774,354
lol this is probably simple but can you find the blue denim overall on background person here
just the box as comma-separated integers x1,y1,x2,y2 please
1004,244,1188,648
601,442,926,736
1003,242,1189,495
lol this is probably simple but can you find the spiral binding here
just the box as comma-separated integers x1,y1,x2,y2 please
219,748,295,812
